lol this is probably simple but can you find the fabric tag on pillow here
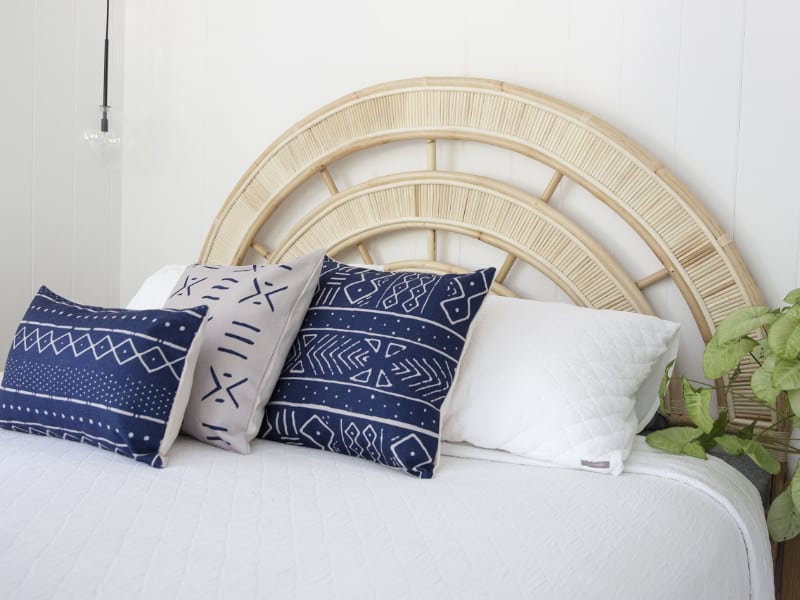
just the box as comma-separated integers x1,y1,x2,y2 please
261,258,496,478
165,250,325,453
0,286,207,467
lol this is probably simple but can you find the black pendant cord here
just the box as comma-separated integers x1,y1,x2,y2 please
101,0,110,132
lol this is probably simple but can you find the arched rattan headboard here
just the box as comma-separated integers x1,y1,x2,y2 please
201,76,773,434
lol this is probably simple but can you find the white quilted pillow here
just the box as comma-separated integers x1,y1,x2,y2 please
442,296,680,475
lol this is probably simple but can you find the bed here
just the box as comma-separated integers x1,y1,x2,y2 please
0,77,786,599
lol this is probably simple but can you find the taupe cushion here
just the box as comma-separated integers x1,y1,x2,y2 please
165,250,324,452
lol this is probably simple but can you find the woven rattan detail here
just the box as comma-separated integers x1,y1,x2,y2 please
270,171,651,314
201,77,768,429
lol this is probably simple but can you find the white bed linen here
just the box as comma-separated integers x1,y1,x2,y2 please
0,431,773,600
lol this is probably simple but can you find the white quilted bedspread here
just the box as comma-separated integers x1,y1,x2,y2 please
0,432,773,600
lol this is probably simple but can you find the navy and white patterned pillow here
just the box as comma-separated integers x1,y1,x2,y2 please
0,286,207,468
164,250,325,453
261,258,496,478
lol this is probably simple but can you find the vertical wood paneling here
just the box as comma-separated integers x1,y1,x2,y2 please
615,1,682,313
675,0,747,236
667,1,747,381
564,0,624,120
556,1,626,286
73,0,114,306
511,1,570,94
32,0,76,297
464,0,520,82
619,0,682,165
0,0,122,365
4,1,800,376
0,1,35,359
106,1,124,307
113,0,800,404
735,0,800,307
117,1,779,291
120,0,210,303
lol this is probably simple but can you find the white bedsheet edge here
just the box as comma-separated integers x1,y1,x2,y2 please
441,437,775,600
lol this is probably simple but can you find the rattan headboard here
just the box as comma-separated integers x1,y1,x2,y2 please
201,76,771,433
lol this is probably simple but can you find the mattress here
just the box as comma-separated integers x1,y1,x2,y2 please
0,431,773,600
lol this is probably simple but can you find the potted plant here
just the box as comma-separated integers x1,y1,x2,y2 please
647,289,800,542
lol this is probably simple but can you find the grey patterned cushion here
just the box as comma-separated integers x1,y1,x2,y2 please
165,250,324,452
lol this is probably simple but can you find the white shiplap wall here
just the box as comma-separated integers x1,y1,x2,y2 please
121,0,800,356
1,1,799,383
0,0,124,365
118,0,800,316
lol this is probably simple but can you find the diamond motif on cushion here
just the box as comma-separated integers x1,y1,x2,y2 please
262,258,495,478
0,286,207,467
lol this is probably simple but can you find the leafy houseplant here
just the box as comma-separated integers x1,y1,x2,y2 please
647,289,800,542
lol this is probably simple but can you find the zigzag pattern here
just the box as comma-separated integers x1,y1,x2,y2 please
390,356,452,400
379,274,435,313
287,333,370,377
343,421,381,461
286,333,451,399
262,260,495,478
13,325,184,381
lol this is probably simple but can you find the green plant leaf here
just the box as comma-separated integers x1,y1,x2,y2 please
788,388,800,426
683,440,708,459
742,440,781,474
716,434,745,455
714,424,773,475
768,313,800,360
698,433,719,453
709,408,728,439
703,335,758,379
658,359,676,416
768,485,800,542
784,288,800,306
713,306,776,344
683,379,715,433
752,337,770,363
646,427,705,457
793,469,800,512
773,358,800,390
736,421,757,440
751,354,781,404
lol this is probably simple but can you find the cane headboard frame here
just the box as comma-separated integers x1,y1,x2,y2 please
201,76,770,430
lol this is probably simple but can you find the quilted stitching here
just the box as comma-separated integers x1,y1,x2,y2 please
0,432,768,599
443,297,680,474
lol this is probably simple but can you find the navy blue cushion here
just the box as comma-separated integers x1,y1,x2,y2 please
0,286,207,467
261,259,495,478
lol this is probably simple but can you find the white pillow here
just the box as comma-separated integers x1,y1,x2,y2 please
126,264,188,309
442,296,680,475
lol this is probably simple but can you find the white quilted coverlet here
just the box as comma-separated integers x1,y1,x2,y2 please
0,432,773,600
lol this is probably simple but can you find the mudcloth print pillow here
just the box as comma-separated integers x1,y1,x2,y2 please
261,258,496,478
165,250,324,453
0,286,207,468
